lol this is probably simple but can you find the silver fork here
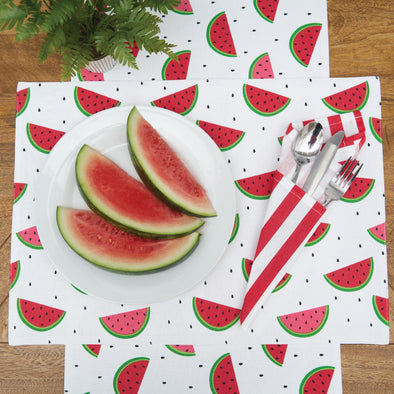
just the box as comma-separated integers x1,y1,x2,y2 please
322,157,363,207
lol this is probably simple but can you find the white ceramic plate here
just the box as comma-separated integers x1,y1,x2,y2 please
36,106,236,305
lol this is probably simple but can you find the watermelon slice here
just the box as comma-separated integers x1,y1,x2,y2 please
209,353,240,394
82,344,101,357
165,344,196,356
249,52,274,79
172,0,193,14
369,117,382,144
74,86,121,116
162,50,191,80
253,0,279,23
305,223,331,247
26,123,65,154
99,307,150,338
322,81,369,114
14,182,27,204
16,87,30,117
243,84,290,116
77,68,104,81
324,257,374,291
207,12,237,57
372,295,389,326
113,357,149,394
228,213,239,244
9,260,20,290
17,298,66,331
367,223,386,245
151,84,198,115
289,23,322,67
299,366,335,393
262,344,288,366
277,305,329,337
272,273,292,293
196,120,245,151
125,39,140,58
235,171,275,199
16,226,43,249
341,177,375,202
57,207,200,272
192,297,240,331
127,106,216,217
75,144,204,238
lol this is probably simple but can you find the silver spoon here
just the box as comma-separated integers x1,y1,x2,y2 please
291,122,324,183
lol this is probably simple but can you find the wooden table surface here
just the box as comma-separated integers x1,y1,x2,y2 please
0,1,393,393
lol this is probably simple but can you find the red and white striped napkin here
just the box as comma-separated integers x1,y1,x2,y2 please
240,111,366,327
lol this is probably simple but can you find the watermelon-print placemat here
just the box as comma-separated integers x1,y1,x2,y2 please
71,0,329,82
10,77,388,346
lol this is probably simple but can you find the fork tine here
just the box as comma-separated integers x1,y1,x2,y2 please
343,160,359,183
334,157,351,181
345,163,363,189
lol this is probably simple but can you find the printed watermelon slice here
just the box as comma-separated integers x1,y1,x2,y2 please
16,87,30,117
113,357,149,394
26,123,65,154
369,117,382,144
77,68,104,81
228,213,239,244
125,39,140,57
210,353,240,394
99,307,150,338
17,298,66,331
289,23,322,67
299,366,335,393
207,12,237,57
341,177,375,202
162,50,191,80
9,260,20,290
74,86,121,116
322,81,369,113
249,52,274,79
165,344,196,356
277,305,329,337
367,223,386,245
196,120,245,151
272,273,292,293
235,171,275,199
262,344,288,367
151,84,198,115
324,257,374,291
16,226,43,249
253,0,279,23
172,0,193,15
372,295,389,326
305,223,330,247
192,297,240,331
243,84,290,116
14,182,27,204
82,344,101,357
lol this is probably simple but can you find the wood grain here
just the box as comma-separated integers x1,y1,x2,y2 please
0,1,393,393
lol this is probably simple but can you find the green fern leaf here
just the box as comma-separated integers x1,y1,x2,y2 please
0,4,27,31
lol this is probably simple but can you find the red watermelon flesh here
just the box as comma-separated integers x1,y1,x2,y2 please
242,257,253,280
262,344,288,366
82,344,101,357
196,120,245,151
272,273,292,293
125,39,139,57
193,297,240,331
113,357,149,394
17,298,66,331
14,182,27,204
16,87,30,117
228,213,240,244
305,223,330,246
16,226,43,249
151,84,198,115
162,50,191,80
165,344,196,356
341,177,375,202
249,52,274,78
372,295,389,326
235,171,275,199
254,0,279,23
290,23,322,67
77,68,104,81
26,123,65,154
207,12,237,57
369,117,382,143
210,353,240,394
9,260,20,289
324,257,374,291
74,87,120,116
172,0,193,14
367,223,386,245
300,366,335,393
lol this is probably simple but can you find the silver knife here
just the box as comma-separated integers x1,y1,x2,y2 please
302,131,345,195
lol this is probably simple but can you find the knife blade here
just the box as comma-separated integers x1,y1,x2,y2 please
302,131,345,195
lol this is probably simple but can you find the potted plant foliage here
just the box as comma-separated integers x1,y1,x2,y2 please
0,0,180,80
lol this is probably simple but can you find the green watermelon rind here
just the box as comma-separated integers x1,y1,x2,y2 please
248,52,274,79
323,257,374,292
16,87,30,118
322,81,370,114
113,357,149,394
9,260,21,290
161,50,191,80
14,183,27,204
305,223,331,247
206,12,237,58
299,365,335,394
367,224,386,245
241,257,252,281
192,297,240,331
99,307,150,339
272,273,292,293
277,305,329,338
82,344,100,358
171,2,193,15
209,353,237,394
372,295,389,326
17,298,66,332
165,345,196,357
253,0,275,23
243,84,291,117
228,213,239,244
340,178,375,203
16,229,43,250
289,23,322,67
369,117,383,144
262,344,285,367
